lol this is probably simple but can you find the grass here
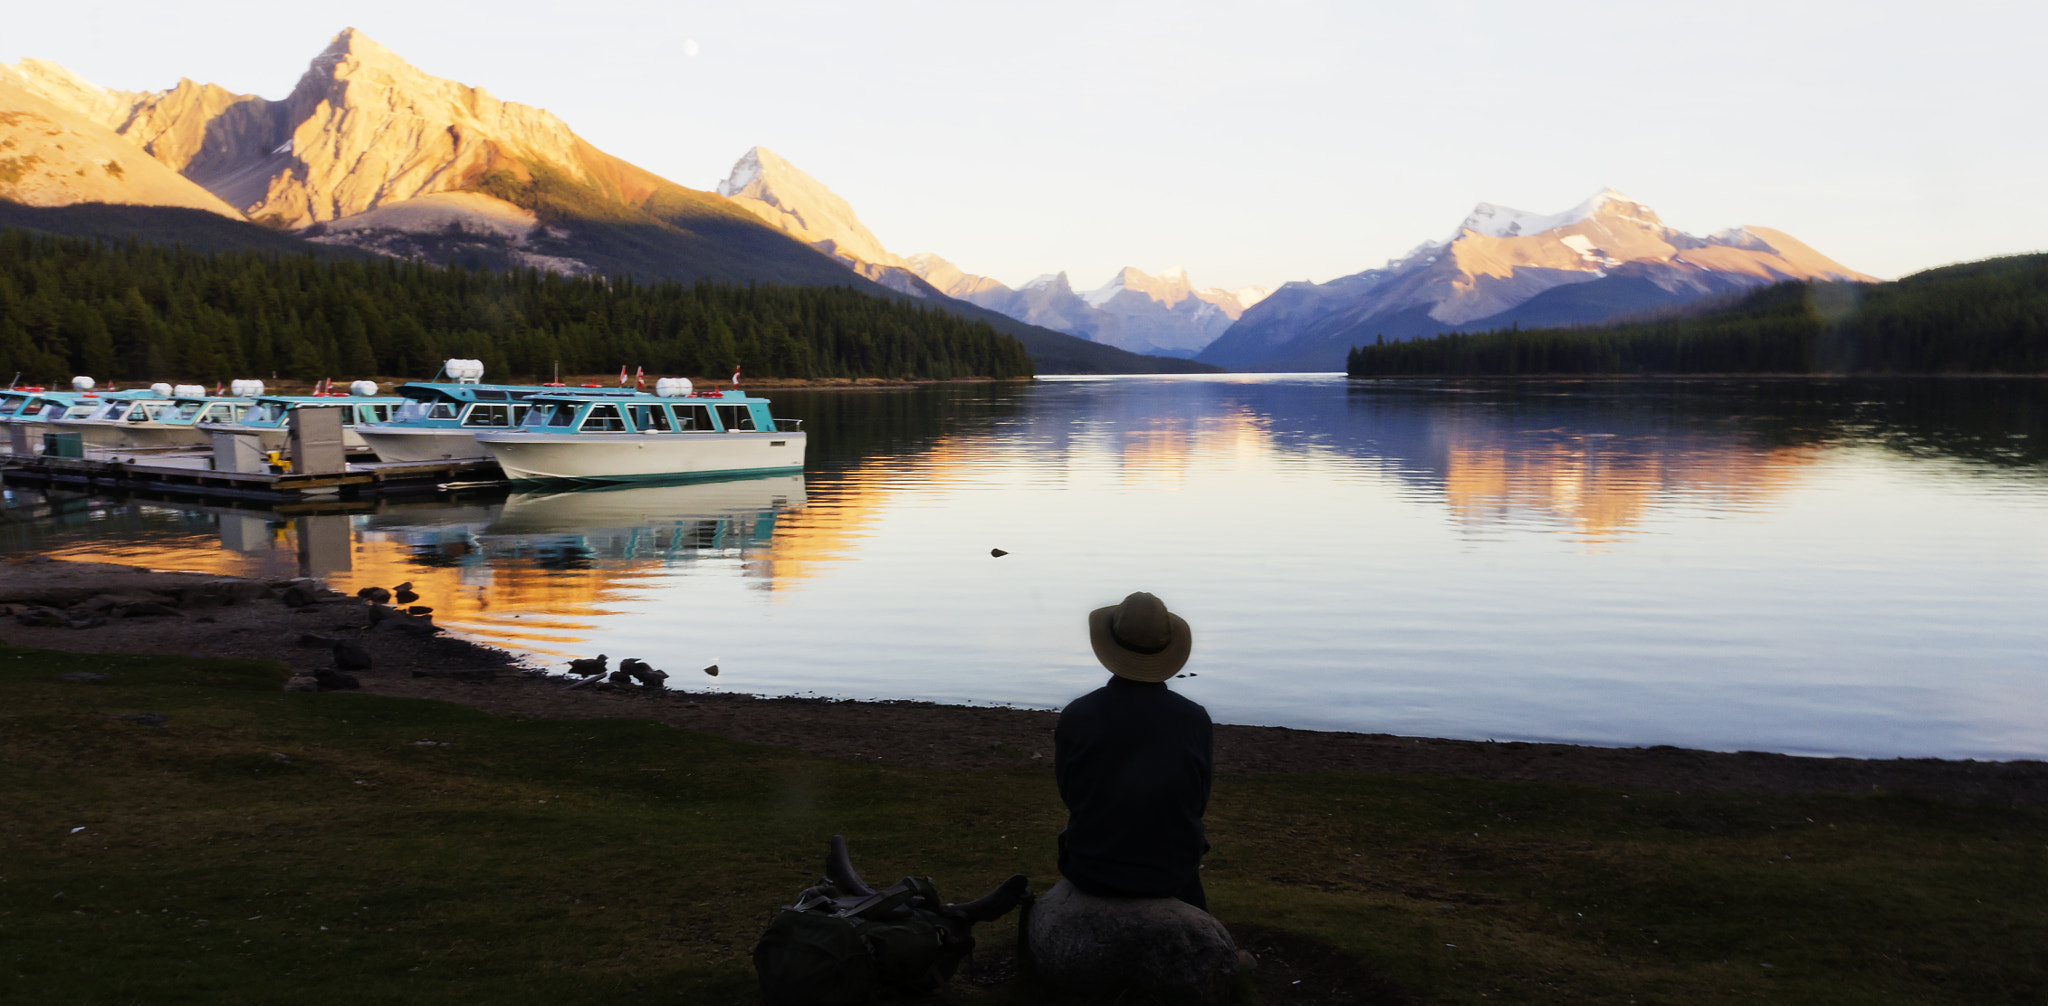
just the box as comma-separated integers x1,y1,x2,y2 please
2,644,2043,1004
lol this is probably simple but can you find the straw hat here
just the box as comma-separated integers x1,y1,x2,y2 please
1087,591,1192,682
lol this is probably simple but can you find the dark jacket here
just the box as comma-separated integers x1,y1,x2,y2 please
1054,676,1213,904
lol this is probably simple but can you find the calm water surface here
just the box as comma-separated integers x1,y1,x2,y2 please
5,375,2045,760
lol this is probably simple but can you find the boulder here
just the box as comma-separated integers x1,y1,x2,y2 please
283,674,320,693
332,640,373,671
1024,879,1240,1004
313,669,361,691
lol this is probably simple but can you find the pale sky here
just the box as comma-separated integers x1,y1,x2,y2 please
7,0,2045,291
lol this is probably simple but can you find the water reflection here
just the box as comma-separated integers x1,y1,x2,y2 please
3,377,2044,760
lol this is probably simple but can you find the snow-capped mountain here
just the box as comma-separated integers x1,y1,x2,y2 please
1199,188,1875,371
906,257,1270,358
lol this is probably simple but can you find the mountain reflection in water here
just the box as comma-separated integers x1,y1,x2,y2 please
2,376,2042,760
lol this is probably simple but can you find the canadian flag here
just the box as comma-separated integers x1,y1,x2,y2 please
619,366,629,387
215,382,224,396
731,366,741,387
635,366,646,390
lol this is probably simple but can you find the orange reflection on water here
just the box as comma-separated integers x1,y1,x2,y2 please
1442,434,1822,540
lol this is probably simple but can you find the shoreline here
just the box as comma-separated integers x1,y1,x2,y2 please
5,556,2045,806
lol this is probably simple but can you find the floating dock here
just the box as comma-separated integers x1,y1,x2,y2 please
0,447,503,504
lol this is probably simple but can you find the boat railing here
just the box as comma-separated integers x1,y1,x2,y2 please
773,418,804,432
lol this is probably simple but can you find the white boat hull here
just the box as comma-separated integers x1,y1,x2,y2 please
354,426,488,463
474,430,807,483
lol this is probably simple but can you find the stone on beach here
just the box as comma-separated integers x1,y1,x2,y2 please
1024,879,1242,1004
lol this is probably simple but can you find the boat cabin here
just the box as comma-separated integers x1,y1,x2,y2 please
518,394,791,435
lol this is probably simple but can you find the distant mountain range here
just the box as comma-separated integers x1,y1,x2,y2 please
712,144,1268,359
0,29,1876,376
0,30,1206,376
1201,189,1875,371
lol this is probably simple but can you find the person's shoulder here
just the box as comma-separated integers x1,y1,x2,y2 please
1162,688,1211,721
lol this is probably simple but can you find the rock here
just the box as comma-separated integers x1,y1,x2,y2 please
313,669,361,690
1024,879,1240,1004
703,664,719,677
385,612,439,637
394,589,420,605
356,586,392,604
65,614,108,629
405,605,433,616
15,607,67,628
332,640,373,671
283,674,320,693
297,633,341,648
991,548,1009,557
365,603,393,628
280,585,318,608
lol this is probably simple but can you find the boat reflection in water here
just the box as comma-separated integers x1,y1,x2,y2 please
333,474,810,659
477,474,807,567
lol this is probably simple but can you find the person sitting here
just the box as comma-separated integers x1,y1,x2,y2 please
1054,591,1213,910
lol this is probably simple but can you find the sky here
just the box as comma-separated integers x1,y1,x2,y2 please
6,0,2046,290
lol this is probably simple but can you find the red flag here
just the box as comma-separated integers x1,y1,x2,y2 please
619,366,629,387
634,366,646,390
731,366,741,387
215,382,224,396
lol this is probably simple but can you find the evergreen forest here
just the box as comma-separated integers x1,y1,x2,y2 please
0,228,1034,385
1346,253,2048,377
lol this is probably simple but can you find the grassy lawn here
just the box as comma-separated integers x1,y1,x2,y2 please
2,644,2043,1004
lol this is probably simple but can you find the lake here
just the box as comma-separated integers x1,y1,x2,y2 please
4,375,2044,760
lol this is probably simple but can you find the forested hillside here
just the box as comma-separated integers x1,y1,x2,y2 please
0,228,1034,384
1346,253,2048,377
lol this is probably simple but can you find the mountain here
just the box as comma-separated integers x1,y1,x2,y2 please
1201,188,1875,371
907,256,1270,358
0,71,241,217
715,146,934,296
0,32,1214,375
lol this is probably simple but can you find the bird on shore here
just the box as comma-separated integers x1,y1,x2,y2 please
567,654,608,676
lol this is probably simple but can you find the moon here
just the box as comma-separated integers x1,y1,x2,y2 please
683,39,700,58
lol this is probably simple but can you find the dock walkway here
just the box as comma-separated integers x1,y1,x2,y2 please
0,447,502,503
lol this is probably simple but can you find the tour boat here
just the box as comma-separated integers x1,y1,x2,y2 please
471,378,806,484
353,359,616,463
202,381,406,453
0,379,149,450
48,383,256,450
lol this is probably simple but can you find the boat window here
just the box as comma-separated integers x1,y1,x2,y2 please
670,404,714,431
368,404,392,423
510,404,529,426
132,402,169,422
627,404,672,433
393,400,428,422
429,401,461,421
579,404,626,433
91,401,125,421
462,403,515,428
472,389,509,401
251,402,289,425
169,402,207,423
0,398,21,418
715,404,757,431
546,405,576,427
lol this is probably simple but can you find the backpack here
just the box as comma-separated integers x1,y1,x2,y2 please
754,837,1028,1006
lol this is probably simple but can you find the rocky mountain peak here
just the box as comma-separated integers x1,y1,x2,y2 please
715,145,907,272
